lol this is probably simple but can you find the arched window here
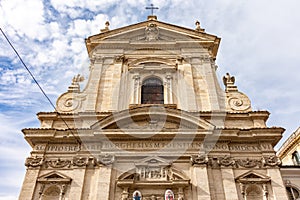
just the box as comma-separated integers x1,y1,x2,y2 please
246,184,263,200
286,186,300,200
42,185,61,200
141,77,163,104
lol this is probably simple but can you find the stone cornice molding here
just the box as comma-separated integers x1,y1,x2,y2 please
85,19,220,59
277,127,300,158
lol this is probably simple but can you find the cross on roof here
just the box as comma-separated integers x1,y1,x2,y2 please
145,3,159,16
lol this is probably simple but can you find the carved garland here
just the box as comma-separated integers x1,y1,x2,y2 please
25,155,281,169
191,155,281,168
25,155,115,168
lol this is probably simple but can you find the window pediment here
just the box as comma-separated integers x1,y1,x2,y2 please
236,171,270,183
38,171,72,184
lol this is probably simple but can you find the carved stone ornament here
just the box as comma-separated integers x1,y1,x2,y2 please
223,72,235,87
56,92,86,112
114,55,125,63
191,154,208,165
223,72,252,112
56,74,86,112
96,154,115,165
218,155,236,167
45,158,71,168
72,156,89,167
262,155,281,167
25,156,44,167
145,23,159,41
236,158,259,168
227,94,251,111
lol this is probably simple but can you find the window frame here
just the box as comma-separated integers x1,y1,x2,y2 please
141,77,164,104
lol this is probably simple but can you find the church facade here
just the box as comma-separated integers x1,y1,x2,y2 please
19,16,289,200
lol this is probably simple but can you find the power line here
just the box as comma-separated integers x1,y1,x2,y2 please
0,27,82,146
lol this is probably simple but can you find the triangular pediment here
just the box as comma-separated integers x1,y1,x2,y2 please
86,18,220,58
91,106,215,132
236,171,270,183
37,171,72,183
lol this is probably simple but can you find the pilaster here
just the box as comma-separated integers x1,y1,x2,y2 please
177,63,197,111
68,168,86,200
19,168,40,200
111,59,123,111
94,165,113,200
267,168,289,200
85,57,104,111
192,165,211,200
221,168,239,200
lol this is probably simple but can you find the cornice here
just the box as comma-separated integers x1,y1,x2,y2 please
85,18,221,58
277,127,300,158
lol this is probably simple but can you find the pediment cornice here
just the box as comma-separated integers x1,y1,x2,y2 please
90,106,215,131
85,19,220,58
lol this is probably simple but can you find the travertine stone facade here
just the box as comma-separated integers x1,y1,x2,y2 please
277,127,300,200
19,16,288,200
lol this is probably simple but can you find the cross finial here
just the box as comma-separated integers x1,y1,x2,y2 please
145,3,159,16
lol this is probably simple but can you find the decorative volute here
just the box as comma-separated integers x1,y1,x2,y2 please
223,73,252,112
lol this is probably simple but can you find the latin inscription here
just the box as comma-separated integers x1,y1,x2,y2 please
34,144,80,152
33,142,273,152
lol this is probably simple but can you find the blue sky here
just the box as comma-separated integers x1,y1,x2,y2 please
1,0,300,199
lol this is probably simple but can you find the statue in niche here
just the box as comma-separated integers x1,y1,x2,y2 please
133,190,142,200
165,190,174,200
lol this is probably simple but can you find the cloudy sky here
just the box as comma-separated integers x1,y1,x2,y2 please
0,0,300,199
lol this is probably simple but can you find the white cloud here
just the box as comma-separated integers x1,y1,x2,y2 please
0,0,47,41
0,196,18,200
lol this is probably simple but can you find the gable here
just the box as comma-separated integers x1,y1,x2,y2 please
85,18,220,58
101,27,208,42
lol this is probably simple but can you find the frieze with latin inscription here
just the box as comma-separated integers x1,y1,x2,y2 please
32,142,273,153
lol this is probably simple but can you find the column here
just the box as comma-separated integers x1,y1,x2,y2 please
132,74,140,104
192,165,211,200
165,73,173,104
221,168,239,200
267,168,289,200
